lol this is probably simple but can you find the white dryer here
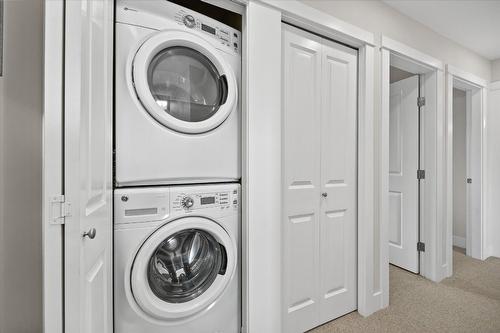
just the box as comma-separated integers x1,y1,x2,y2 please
114,183,240,333
115,0,241,186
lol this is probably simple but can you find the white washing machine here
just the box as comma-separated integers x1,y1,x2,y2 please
115,0,241,187
114,183,240,333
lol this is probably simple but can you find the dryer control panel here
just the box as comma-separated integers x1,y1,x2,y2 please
173,8,240,54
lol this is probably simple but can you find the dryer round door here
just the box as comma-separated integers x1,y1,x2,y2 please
132,30,238,134
130,217,236,321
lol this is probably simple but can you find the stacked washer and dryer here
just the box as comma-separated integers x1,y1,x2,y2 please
114,1,241,332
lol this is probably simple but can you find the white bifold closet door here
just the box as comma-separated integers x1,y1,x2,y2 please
282,24,357,333
388,75,419,273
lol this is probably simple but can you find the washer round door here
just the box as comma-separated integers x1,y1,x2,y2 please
132,30,238,134
130,217,236,321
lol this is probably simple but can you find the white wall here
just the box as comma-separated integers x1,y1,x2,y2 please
0,1,43,332
452,89,466,247
302,0,492,81
487,82,500,258
492,59,500,82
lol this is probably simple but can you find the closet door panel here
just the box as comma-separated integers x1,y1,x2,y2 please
282,24,322,333
319,40,358,323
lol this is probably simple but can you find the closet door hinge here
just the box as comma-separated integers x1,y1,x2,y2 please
417,242,425,252
417,97,426,107
417,169,425,180
49,195,71,225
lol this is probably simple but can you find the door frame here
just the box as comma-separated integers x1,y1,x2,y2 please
445,65,488,268
42,1,64,332
381,36,446,283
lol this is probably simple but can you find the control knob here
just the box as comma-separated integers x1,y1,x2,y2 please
183,15,196,28
181,196,194,209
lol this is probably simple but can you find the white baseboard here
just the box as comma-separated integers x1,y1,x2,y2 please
453,235,466,248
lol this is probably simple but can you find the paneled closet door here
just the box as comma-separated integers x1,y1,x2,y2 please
282,24,322,333
319,40,358,323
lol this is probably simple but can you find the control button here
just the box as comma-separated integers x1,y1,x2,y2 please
233,32,238,38
181,196,194,209
233,42,238,48
233,200,238,205
183,15,196,28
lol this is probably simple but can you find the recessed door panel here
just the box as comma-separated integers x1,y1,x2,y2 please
389,75,419,273
319,40,357,323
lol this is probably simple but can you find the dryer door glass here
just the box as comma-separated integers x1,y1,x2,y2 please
147,228,228,304
147,46,228,123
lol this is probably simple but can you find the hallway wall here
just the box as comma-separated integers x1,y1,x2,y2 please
453,88,466,248
492,59,500,81
488,82,500,258
0,0,43,332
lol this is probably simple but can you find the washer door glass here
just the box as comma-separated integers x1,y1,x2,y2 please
147,228,227,304
147,46,228,123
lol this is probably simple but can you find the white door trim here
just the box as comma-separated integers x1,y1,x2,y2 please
259,0,374,46
247,0,380,322
381,36,444,71
445,64,488,268
42,1,64,332
381,36,446,283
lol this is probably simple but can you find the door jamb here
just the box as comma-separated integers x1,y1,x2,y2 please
42,1,64,333
381,36,446,283
445,65,488,270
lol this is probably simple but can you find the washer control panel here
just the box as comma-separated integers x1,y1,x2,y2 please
173,187,239,212
174,8,240,53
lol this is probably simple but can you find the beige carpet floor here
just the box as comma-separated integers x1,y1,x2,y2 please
310,249,500,333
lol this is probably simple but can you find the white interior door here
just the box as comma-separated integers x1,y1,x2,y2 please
466,88,482,259
282,24,357,333
64,1,114,332
319,39,357,323
389,75,420,273
282,24,322,333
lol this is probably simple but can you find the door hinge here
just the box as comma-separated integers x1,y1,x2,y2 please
417,169,425,180
466,178,472,184
417,97,426,107
417,242,425,252
49,195,71,225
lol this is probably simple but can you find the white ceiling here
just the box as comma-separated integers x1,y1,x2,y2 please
383,0,500,60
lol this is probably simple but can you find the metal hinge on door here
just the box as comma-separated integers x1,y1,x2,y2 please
417,169,425,180
49,195,71,225
417,97,426,107
417,242,425,252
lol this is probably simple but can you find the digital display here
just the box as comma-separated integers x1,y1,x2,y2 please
201,23,216,35
201,196,215,205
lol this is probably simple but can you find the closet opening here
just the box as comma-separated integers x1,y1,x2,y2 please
448,75,485,262
388,64,423,274
381,42,444,285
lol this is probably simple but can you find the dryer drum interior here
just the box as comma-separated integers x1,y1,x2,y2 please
147,46,229,123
